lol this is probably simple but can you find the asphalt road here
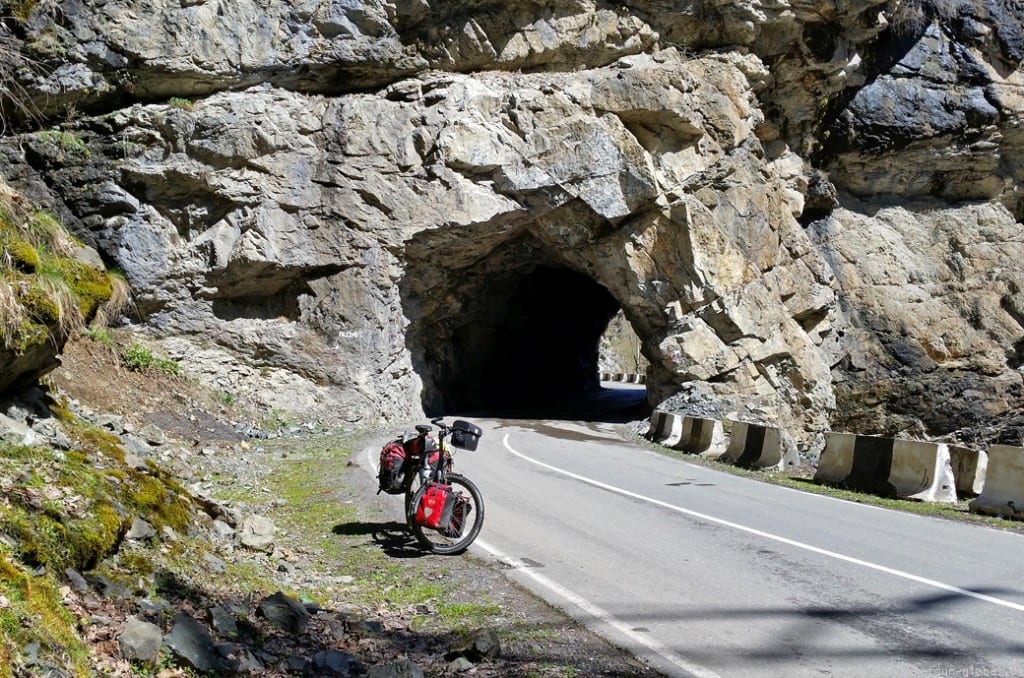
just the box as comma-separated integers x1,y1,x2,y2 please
446,390,1024,678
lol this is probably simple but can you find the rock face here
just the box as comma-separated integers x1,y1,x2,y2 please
0,1,1022,446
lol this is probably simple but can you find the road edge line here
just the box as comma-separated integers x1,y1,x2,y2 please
502,433,1024,614
473,537,724,678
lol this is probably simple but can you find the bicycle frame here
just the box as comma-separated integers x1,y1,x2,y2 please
400,419,453,493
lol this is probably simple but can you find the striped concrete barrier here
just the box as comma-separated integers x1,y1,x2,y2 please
719,421,788,470
813,433,956,503
644,411,726,457
600,372,645,384
970,445,1024,519
949,445,987,497
644,410,681,446
673,415,726,457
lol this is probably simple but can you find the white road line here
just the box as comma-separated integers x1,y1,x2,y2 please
473,537,724,678
502,433,1024,614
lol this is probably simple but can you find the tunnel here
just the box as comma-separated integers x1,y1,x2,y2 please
403,231,649,419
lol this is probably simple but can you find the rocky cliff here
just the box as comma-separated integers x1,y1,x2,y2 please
1,0,1022,448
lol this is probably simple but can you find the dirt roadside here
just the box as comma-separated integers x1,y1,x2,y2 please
46,332,666,676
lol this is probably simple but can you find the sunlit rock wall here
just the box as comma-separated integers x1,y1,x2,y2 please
0,0,1021,444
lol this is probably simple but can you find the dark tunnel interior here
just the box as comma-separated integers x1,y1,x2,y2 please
476,265,619,408
415,263,648,419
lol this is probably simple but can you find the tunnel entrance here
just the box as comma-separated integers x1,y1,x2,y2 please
405,235,649,420
473,265,619,411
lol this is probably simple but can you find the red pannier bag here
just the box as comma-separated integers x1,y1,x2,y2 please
414,482,458,530
377,440,407,494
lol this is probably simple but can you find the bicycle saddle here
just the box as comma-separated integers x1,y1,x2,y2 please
415,424,433,435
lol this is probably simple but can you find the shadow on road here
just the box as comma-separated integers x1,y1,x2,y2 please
596,589,1024,673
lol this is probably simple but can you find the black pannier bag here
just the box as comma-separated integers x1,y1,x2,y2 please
450,420,483,451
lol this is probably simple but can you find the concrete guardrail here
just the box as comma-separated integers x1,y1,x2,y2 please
646,412,989,510
814,432,956,503
599,372,646,384
675,415,726,457
644,411,726,457
949,445,987,497
719,421,787,470
645,410,680,446
969,445,1024,519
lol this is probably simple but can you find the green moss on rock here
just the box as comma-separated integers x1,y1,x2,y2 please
0,552,90,678
19,283,61,325
127,470,192,533
1,236,39,273
73,425,126,462
40,256,112,318
0,185,114,366
35,131,91,161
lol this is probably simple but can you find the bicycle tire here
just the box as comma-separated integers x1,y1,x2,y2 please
407,473,485,555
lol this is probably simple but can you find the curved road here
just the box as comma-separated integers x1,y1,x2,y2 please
441,400,1024,677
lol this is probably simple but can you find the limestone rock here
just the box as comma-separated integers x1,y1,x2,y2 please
1,1,1023,446
118,617,163,665
126,517,157,541
238,515,276,552
807,199,1024,439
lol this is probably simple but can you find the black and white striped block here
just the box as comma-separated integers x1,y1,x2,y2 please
645,411,724,455
672,415,726,457
719,421,786,470
644,410,680,446
814,433,956,503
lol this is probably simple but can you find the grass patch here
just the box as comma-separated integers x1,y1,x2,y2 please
120,341,181,376
233,430,505,633
168,97,193,111
83,325,112,344
436,600,504,630
35,131,91,160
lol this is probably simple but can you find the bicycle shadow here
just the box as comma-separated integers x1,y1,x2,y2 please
331,521,429,559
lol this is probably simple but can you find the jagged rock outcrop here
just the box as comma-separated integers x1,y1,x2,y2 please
1,0,1023,445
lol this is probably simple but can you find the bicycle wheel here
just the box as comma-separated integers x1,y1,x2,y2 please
408,473,484,555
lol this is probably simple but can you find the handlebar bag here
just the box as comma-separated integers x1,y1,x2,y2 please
451,420,483,451
414,482,458,530
377,440,407,495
